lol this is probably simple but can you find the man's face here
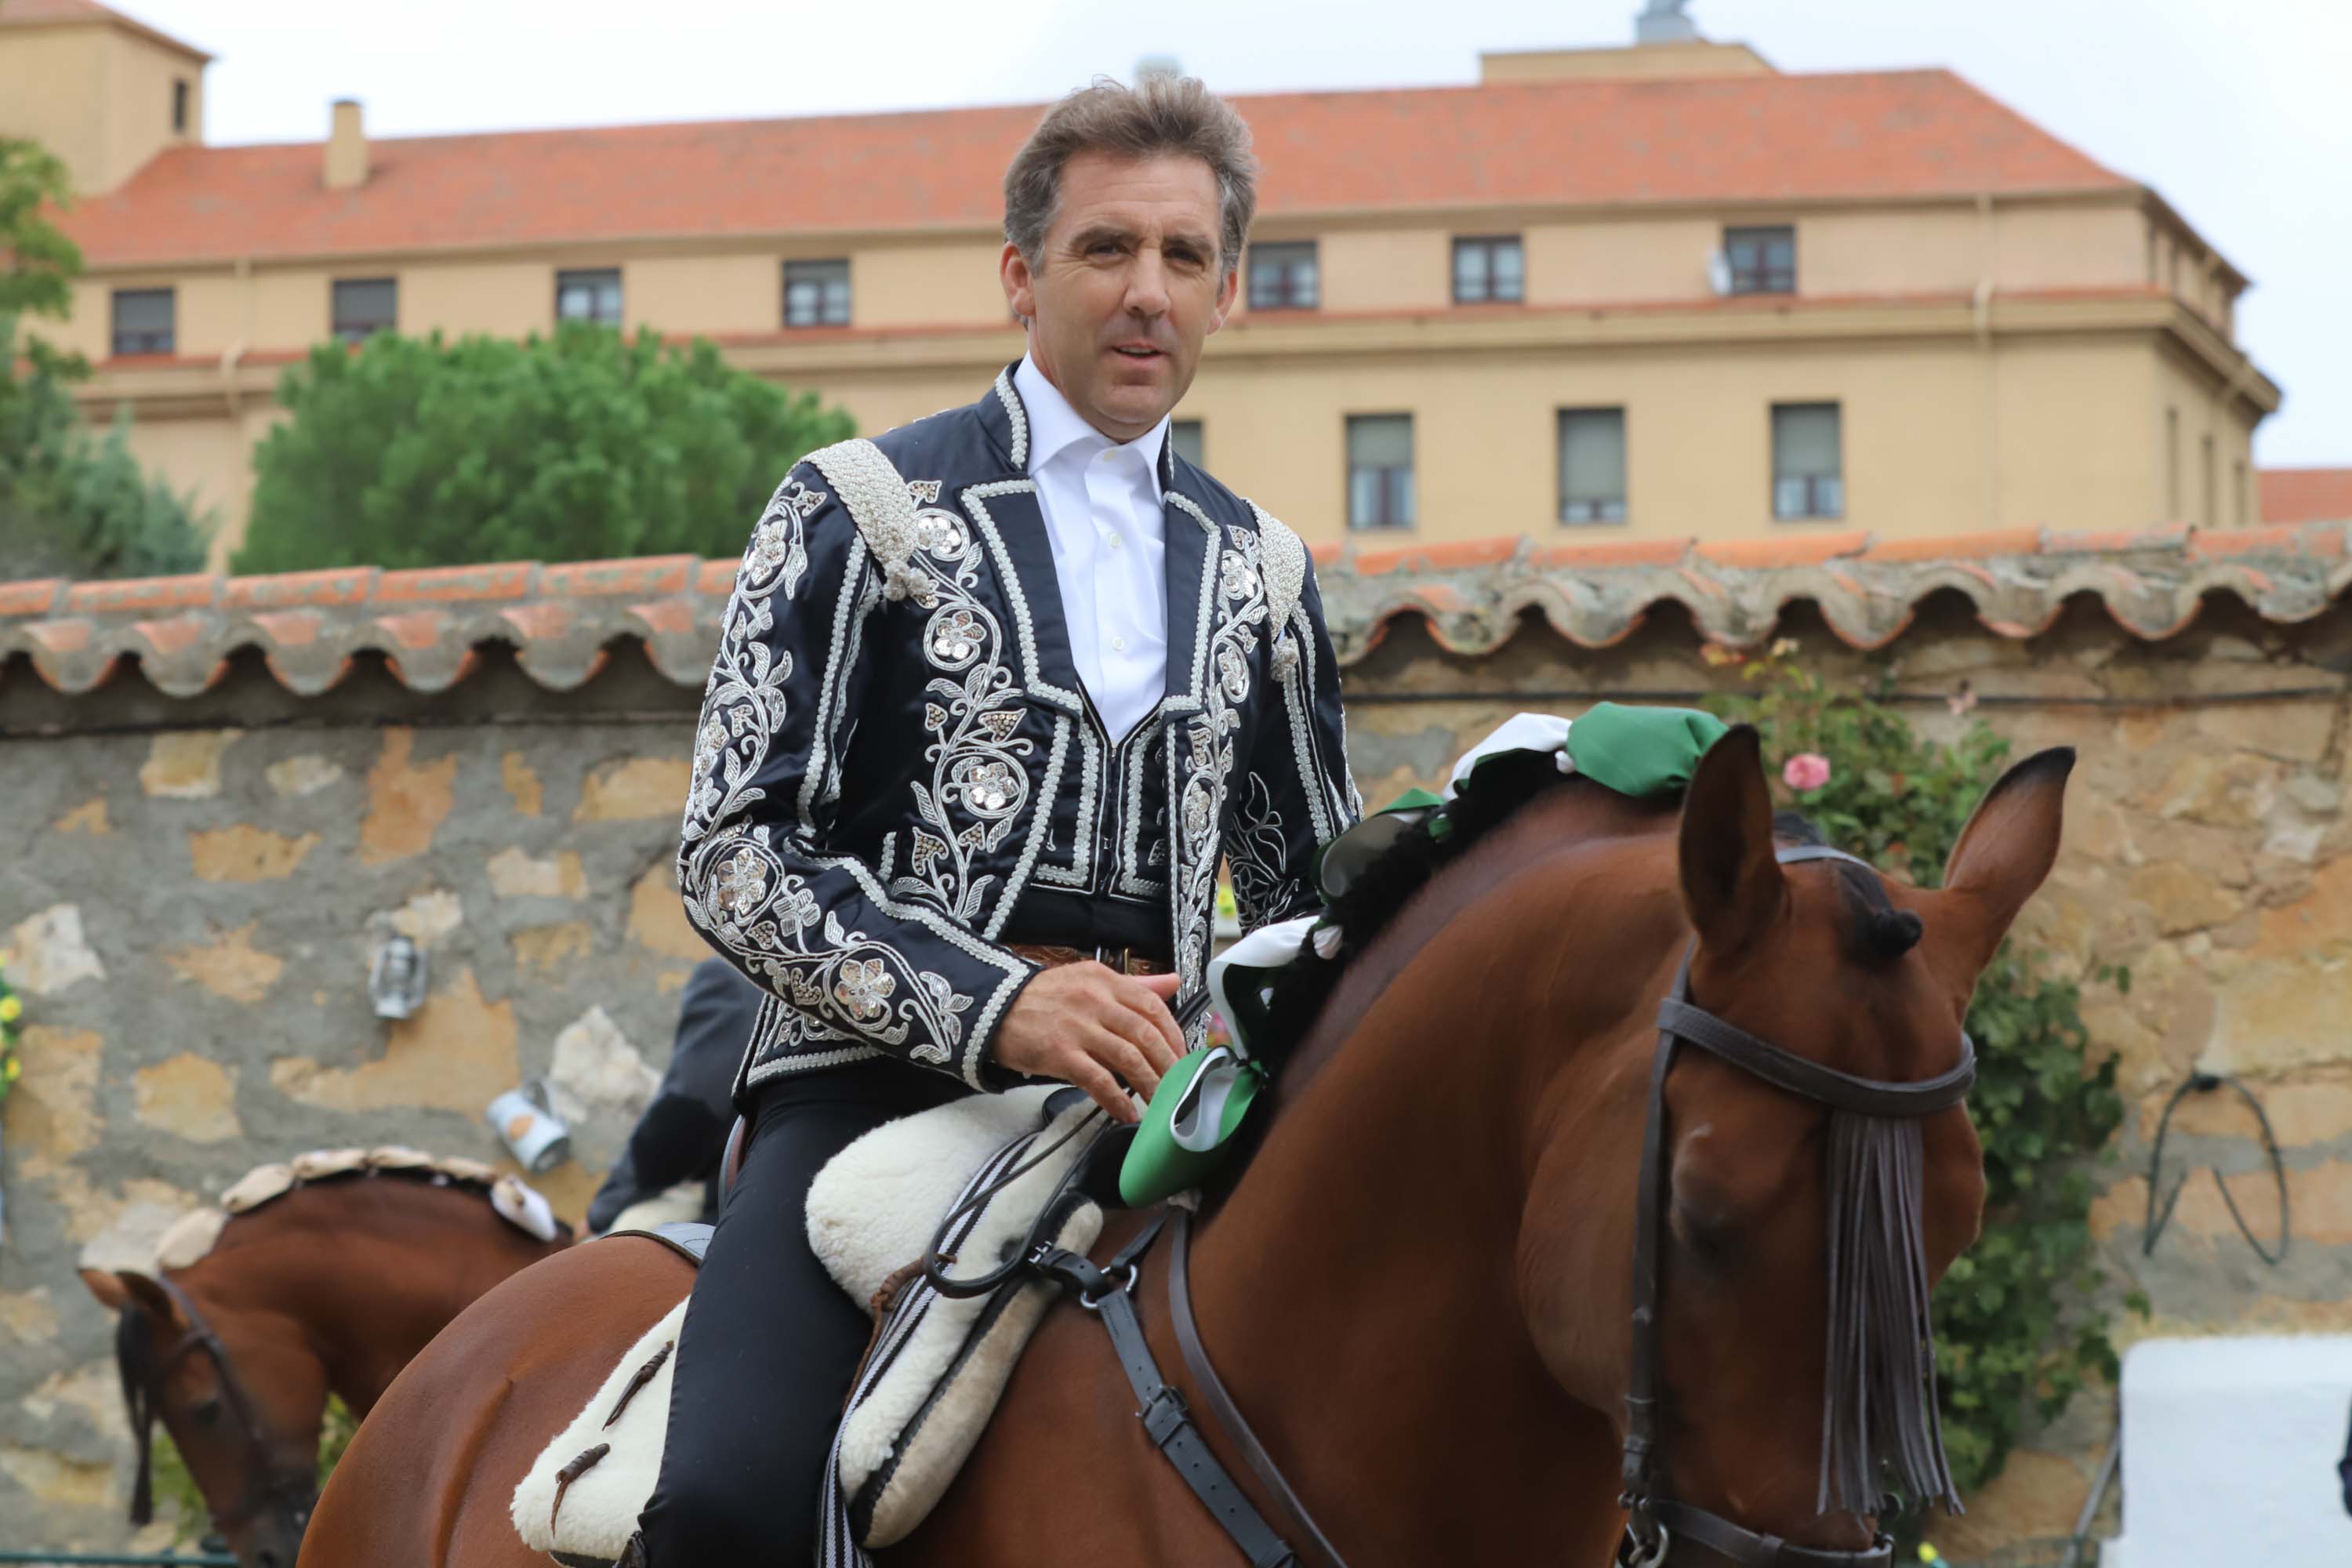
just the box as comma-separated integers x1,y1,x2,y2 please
1002,151,1238,444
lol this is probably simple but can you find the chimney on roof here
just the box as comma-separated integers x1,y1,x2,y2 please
325,99,368,191
1635,0,1700,44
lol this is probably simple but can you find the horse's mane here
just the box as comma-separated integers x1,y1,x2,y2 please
1254,750,1606,1066
151,1147,573,1273
1250,751,1866,1072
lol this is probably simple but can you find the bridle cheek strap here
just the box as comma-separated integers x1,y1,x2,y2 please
1621,878,1975,1567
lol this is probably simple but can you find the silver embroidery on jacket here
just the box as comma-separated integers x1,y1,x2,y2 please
887,503,1035,924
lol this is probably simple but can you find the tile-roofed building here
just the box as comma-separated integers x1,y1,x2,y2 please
2260,467,2352,525
0,18,2285,566
53,67,2134,269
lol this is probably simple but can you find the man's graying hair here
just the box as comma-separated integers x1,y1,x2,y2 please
1004,75,1259,274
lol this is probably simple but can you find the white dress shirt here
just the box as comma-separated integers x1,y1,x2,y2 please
1012,354,1170,743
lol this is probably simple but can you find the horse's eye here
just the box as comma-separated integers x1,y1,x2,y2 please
190,1398,223,1429
1670,1201,1744,1273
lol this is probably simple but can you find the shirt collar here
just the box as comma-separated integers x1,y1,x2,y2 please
1013,354,1168,501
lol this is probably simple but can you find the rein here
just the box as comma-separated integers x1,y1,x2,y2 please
1620,845,1973,1568
1039,845,1971,1568
118,1276,318,1537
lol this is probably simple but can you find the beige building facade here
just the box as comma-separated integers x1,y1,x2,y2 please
1,5,2281,567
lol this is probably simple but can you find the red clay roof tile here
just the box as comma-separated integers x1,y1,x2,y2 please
58,70,2128,268
2259,469,2352,525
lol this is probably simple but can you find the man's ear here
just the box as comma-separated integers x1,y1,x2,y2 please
1207,263,1239,336
1000,241,1036,326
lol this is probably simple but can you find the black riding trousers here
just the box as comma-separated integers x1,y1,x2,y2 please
637,1065,969,1565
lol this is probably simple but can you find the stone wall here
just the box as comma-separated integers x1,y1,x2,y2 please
0,659,713,1548
5,529,2351,1554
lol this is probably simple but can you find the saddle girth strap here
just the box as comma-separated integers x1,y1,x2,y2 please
1034,1219,1299,1568
1167,1209,1353,1568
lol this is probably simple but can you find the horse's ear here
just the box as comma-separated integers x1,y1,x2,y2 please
80,1268,132,1313
1935,746,2074,977
1678,725,1785,956
90,1269,180,1325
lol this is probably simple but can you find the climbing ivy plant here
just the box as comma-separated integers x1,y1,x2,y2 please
1709,646,2129,1504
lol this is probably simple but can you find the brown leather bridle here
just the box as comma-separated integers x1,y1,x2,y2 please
1619,847,1975,1567
117,1275,318,1545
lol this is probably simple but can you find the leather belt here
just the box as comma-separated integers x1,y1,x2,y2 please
1011,943,1171,978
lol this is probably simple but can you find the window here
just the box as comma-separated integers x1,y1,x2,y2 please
1558,408,1627,524
2234,458,2249,528
332,278,397,343
1248,241,1318,310
2201,434,2216,527
111,289,174,355
1724,225,1796,296
1453,236,1524,303
1346,415,1414,531
1770,402,1842,520
556,268,622,326
172,79,189,135
783,259,851,328
1170,419,1204,470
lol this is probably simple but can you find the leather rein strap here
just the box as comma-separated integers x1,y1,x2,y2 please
1621,846,1976,1568
1034,1214,1319,1568
142,1276,318,1534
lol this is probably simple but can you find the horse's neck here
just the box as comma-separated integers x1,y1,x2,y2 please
1189,791,1676,1559
198,1181,561,1414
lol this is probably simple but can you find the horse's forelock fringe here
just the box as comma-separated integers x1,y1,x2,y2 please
113,1294,160,1526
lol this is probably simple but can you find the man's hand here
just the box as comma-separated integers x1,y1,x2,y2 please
993,964,1185,1123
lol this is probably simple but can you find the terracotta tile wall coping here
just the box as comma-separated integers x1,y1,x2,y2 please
5,521,2350,700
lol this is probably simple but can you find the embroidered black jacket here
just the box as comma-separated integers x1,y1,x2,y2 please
679,369,1359,1094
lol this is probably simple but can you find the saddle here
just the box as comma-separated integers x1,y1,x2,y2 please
510,1088,1105,1566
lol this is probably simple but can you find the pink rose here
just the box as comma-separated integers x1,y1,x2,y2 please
1782,753,1831,792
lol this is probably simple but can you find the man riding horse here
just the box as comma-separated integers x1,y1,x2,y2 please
630,74,1358,1565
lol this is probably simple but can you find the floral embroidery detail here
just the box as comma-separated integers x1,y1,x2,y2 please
890,505,1035,924
959,759,1021,815
1170,521,1272,991
832,956,896,1020
1220,554,1261,604
684,833,975,1067
928,607,985,667
1229,771,1299,927
713,846,771,915
906,479,943,506
742,477,826,603
916,506,969,558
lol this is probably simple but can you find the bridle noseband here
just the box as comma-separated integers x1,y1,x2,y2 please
121,1275,319,1541
1620,845,1975,1568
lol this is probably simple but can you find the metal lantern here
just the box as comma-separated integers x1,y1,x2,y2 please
368,932,427,1020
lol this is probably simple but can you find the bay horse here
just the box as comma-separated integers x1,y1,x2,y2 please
301,728,2069,1565
82,1161,573,1568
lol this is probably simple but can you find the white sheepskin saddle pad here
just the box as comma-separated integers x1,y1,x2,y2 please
510,1087,1100,1566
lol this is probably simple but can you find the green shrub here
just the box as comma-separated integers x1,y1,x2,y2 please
0,318,212,581
1711,647,2129,1503
232,325,855,574
150,1395,358,1544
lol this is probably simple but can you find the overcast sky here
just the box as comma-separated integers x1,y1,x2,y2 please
117,0,2350,467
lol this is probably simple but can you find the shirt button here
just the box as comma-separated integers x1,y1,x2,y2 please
1108,534,1125,551
1112,636,1128,653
